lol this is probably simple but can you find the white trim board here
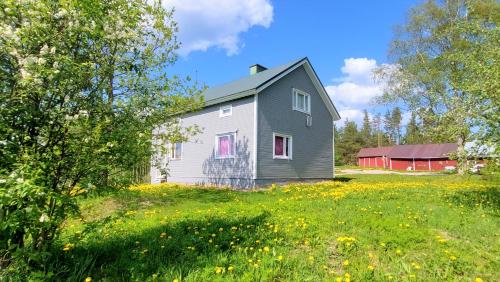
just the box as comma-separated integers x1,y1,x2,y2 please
253,94,258,179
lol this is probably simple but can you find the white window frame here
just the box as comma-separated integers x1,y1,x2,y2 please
215,132,236,159
273,132,292,160
292,88,311,114
168,142,182,160
219,104,232,117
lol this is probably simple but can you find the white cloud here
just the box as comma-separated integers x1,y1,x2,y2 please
326,58,385,124
164,0,274,56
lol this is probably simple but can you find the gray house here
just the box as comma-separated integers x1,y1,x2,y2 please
151,57,340,187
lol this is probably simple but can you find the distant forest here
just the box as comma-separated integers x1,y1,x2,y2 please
334,107,453,166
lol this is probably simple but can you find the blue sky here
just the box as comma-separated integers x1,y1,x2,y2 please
166,0,418,126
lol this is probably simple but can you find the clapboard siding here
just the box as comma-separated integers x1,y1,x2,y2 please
256,66,333,179
150,96,255,184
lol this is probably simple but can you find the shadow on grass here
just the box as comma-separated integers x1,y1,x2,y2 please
52,212,270,281
447,186,500,211
333,176,354,183
113,187,238,211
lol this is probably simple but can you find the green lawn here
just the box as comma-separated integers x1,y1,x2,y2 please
54,175,498,281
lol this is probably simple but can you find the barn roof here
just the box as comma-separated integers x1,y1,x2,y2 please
357,143,458,159
388,143,457,159
357,146,393,157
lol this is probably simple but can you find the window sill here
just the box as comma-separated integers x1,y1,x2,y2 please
292,108,311,115
215,156,236,160
273,156,292,160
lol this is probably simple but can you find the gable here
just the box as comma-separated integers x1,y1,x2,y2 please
203,58,340,121
256,59,340,121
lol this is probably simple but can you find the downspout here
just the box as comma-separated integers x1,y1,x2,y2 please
428,159,431,171
413,158,415,170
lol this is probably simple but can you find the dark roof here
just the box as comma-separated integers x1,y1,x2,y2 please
357,143,458,159
357,146,393,157
203,58,305,103
388,143,457,159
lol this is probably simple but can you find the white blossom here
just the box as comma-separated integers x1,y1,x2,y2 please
40,44,49,55
54,9,67,19
39,214,49,223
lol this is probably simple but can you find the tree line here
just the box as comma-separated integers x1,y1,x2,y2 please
334,107,454,166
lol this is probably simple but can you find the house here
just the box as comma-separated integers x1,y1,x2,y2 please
357,143,458,171
150,57,341,187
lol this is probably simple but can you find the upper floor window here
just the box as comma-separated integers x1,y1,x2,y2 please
292,88,311,114
219,104,232,117
216,132,236,159
169,142,182,160
273,133,292,160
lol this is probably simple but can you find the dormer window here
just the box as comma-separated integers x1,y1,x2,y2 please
219,104,232,117
292,88,311,114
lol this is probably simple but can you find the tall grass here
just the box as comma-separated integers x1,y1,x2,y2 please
8,175,499,281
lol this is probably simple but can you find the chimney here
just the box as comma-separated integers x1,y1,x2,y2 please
249,64,267,75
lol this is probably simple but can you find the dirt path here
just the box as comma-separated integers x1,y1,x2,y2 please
336,168,441,176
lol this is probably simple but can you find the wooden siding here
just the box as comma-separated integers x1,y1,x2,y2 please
256,66,333,179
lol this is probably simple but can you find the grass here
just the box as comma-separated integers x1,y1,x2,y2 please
52,174,498,281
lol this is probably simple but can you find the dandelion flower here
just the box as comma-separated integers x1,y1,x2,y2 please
228,266,234,272
263,246,270,252
85,277,92,282
277,255,283,261
343,259,349,266
368,264,375,270
475,278,483,282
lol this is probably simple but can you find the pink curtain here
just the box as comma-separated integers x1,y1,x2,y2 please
219,136,229,156
275,136,283,155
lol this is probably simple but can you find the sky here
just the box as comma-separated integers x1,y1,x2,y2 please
164,0,419,126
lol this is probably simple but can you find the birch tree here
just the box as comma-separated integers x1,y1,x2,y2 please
375,0,499,174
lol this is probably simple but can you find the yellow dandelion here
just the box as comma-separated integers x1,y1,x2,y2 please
449,255,457,261
215,266,223,274
475,278,483,282
263,246,270,253
277,255,283,261
343,259,349,266
228,266,234,272
85,277,92,282
368,264,375,270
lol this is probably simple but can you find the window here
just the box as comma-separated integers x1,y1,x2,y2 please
219,104,232,117
292,88,311,114
169,142,182,160
216,132,236,158
273,133,292,159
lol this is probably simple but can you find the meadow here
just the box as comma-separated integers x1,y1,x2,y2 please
52,174,498,281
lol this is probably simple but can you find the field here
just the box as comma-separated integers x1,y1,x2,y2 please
53,175,498,281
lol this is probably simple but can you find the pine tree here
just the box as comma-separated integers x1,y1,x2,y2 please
372,112,383,147
391,107,402,144
360,110,372,146
383,110,393,144
404,112,422,144
338,120,363,165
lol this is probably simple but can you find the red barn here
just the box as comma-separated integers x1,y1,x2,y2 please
387,143,457,171
357,146,392,168
357,143,458,171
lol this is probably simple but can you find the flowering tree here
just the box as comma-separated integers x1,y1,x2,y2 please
0,0,202,268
